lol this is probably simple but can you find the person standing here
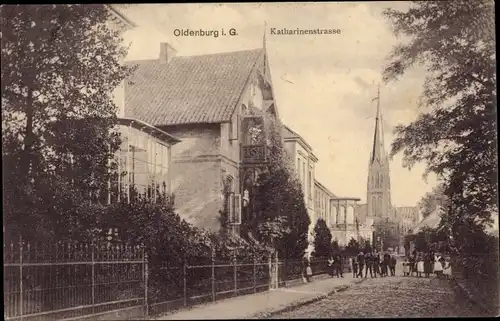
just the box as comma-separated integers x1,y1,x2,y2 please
357,252,365,278
383,253,390,277
335,253,344,278
352,257,358,278
417,253,425,278
424,252,433,278
328,256,334,277
373,253,380,278
364,252,373,278
434,253,443,278
442,257,452,279
390,255,397,276
306,263,313,282
402,257,410,276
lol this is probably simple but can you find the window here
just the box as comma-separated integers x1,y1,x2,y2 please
302,162,306,190
112,125,170,203
297,158,300,176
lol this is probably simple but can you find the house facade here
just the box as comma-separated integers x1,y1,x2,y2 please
105,6,181,205
283,126,318,240
124,42,279,231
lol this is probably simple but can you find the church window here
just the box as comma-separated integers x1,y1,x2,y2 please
380,173,383,186
371,196,376,216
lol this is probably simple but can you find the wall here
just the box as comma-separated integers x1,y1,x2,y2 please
161,124,223,231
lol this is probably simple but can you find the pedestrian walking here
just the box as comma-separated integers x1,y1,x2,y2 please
357,252,365,278
389,255,397,276
417,253,424,278
352,257,358,278
364,252,373,278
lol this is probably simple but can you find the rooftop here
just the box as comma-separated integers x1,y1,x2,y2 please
125,49,263,126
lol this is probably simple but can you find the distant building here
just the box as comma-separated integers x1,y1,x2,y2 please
356,87,419,251
125,42,280,231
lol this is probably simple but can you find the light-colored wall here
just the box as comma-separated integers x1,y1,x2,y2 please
161,124,224,231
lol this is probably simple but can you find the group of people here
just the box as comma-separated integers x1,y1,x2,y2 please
402,251,452,279
349,251,398,278
327,253,345,278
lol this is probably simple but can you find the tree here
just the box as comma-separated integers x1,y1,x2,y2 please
345,238,361,256
331,240,340,253
1,5,134,239
243,118,310,259
418,183,447,219
382,1,496,243
373,219,400,251
312,219,332,258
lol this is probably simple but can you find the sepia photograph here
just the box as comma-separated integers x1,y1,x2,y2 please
1,2,498,319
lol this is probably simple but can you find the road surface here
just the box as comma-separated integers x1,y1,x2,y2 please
269,275,487,318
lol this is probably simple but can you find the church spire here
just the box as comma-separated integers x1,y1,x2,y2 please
370,83,386,164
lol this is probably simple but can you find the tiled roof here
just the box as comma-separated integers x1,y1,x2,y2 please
125,49,263,126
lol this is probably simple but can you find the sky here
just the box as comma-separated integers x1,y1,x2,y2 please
119,2,438,206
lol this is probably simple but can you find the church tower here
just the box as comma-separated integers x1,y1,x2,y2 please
366,85,392,221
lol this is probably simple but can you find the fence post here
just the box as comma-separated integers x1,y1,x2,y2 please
91,241,95,315
253,254,257,293
233,250,237,296
211,247,215,302
143,246,149,317
183,262,187,307
19,235,23,321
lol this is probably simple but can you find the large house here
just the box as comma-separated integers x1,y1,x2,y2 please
124,41,280,231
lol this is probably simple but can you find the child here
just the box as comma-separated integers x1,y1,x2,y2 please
352,257,359,278
306,263,313,282
402,257,410,276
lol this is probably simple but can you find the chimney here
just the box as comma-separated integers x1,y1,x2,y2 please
159,42,177,64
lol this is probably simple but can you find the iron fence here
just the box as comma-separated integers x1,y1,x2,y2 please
148,252,274,316
3,236,146,321
4,238,341,320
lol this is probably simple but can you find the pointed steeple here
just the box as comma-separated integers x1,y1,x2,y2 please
370,83,386,165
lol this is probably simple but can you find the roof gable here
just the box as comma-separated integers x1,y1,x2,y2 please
125,49,263,126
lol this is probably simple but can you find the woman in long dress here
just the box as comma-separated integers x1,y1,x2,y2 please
423,252,433,277
417,254,425,278
442,258,452,279
434,254,443,278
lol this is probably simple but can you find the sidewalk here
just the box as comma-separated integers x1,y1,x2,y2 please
152,274,365,320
